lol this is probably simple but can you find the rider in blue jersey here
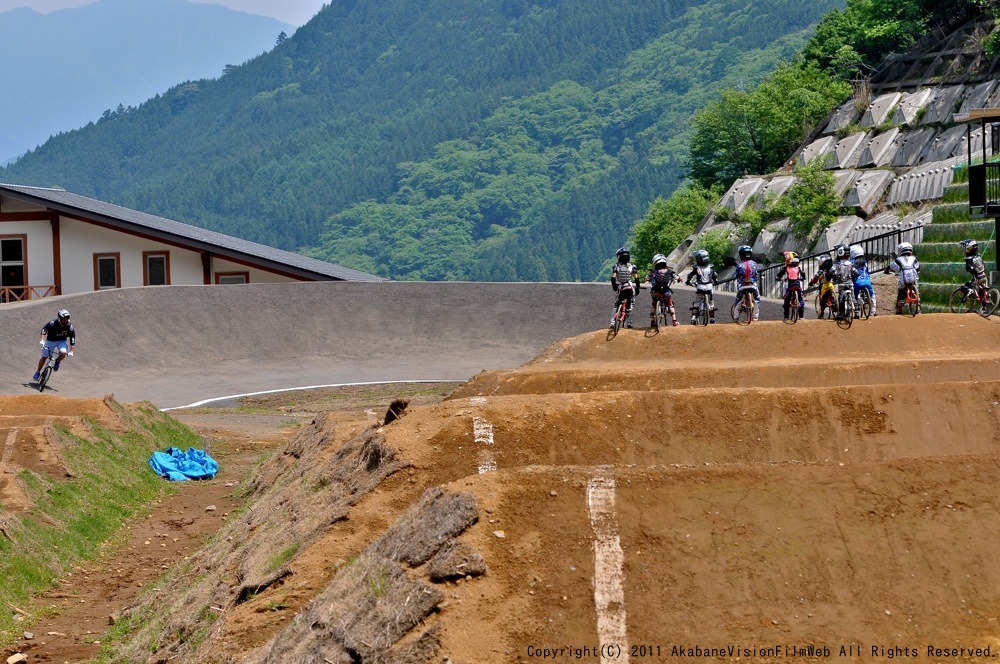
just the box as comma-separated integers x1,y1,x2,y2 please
850,245,877,316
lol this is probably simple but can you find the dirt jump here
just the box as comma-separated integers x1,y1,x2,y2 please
1,283,999,663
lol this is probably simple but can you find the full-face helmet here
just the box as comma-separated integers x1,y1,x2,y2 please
896,242,913,256
652,253,668,270
960,239,979,256
834,244,850,260
783,251,799,265
737,245,753,260
57,309,71,321
693,249,710,266
616,247,631,265
849,245,864,260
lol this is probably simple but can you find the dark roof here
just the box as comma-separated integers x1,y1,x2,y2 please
0,183,385,282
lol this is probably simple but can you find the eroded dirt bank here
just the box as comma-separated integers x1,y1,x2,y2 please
4,313,1000,663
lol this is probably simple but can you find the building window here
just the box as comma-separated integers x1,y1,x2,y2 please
94,253,121,290
143,252,170,286
215,272,249,285
0,235,27,301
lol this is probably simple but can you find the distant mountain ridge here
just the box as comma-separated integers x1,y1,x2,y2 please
0,0,290,162
0,0,844,281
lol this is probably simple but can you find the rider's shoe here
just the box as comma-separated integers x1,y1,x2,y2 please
626,323,633,329
672,320,679,327
709,318,716,324
753,309,760,321
32,372,40,381
690,316,696,325
53,361,60,372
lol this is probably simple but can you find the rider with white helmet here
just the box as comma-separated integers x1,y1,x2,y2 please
685,249,718,324
850,245,877,316
34,309,76,382
645,253,680,327
884,242,920,314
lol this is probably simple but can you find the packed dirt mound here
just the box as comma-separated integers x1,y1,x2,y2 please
102,312,1000,663
0,395,127,512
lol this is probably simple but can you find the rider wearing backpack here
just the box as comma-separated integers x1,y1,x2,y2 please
884,242,920,315
961,239,989,292
610,247,640,329
777,251,806,320
734,245,761,320
645,254,680,327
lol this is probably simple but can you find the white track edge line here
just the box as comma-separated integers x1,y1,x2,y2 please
160,379,458,411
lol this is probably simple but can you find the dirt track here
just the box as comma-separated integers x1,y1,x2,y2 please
3,285,1000,662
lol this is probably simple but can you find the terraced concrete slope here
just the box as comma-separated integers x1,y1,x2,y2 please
0,283,763,409
156,313,1000,662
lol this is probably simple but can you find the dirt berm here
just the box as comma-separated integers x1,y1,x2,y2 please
99,311,1000,663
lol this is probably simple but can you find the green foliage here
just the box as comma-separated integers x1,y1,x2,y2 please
0,0,841,282
0,407,200,648
803,0,982,79
631,185,720,268
688,60,851,191
693,228,735,267
774,158,842,238
734,196,784,237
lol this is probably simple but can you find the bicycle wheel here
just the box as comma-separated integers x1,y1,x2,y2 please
37,364,51,392
949,287,976,314
857,290,871,319
980,288,1000,317
904,287,920,316
653,302,662,332
736,296,753,326
697,296,709,326
836,295,853,329
788,295,800,324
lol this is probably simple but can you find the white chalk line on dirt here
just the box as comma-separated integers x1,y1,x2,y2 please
469,397,497,473
159,380,457,411
587,474,629,664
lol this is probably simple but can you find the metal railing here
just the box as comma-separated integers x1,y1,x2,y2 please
0,285,56,303
968,163,1000,218
718,226,926,299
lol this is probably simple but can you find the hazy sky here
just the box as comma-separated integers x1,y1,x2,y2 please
0,0,328,25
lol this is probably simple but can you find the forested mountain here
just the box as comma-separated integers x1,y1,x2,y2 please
0,0,289,163
0,0,844,281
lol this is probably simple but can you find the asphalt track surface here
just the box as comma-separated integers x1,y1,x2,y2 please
0,282,773,410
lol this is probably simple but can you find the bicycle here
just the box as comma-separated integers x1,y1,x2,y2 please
902,283,920,316
731,288,757,325
809,286,835,319
607,299,628,339
949,282,999,318
835,286,855,330
652,299,669,332
36,346,72,392
855,288,873,320
783,288,805,324
690,291,711,326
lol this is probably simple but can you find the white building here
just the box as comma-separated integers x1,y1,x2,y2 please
0,183,382,300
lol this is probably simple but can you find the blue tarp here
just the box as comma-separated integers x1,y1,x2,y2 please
148,447,219,481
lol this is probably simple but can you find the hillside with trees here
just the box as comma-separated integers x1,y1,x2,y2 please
0,0,842,281
630,0,995,269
